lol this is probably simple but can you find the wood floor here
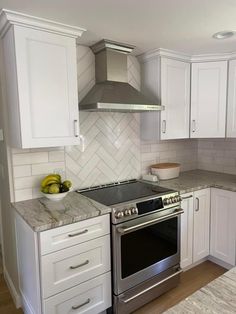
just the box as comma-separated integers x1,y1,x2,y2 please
0,261,226,314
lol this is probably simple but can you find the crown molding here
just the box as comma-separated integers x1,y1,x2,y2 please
138,48,191,63
0,9,86,38
138,48,236,63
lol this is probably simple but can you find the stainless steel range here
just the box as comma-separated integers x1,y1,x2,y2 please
79,180,183,314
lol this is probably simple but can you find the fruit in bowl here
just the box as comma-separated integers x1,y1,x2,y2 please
41,174,72,201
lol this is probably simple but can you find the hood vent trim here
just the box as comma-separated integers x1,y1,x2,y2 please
79,39,164,113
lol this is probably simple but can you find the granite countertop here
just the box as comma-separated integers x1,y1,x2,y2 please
12,192,111,232
12,169,236,232
157,169,236,194
165,266,236,313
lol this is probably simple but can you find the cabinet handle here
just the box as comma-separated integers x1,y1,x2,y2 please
195,197,200,211
162,120,166,133
72,298,90,310
192,120,196,133
74,119,79,137
181,195,193,200
68,229,88,237
70,259,89,270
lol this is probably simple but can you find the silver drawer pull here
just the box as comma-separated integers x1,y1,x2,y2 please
70,259,89,270
195,197,200,211
68,229,88,237
74,119,79,137
72,298,90,310
181,195,193,200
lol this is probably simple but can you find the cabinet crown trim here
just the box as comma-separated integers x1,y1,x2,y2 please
0,9,86,38
138,47,236,63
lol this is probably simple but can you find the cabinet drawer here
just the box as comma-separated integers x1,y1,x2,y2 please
41,235,111,298
39,215,110,255
43,272,111,314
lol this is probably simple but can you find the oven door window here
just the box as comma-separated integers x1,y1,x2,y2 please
120,217,178,279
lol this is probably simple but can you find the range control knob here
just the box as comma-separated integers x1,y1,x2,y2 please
130,207,138,214
124,209,132,216
115,211,124,219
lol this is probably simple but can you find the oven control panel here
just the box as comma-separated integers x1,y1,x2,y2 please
163,195,182,206
113,192,181,224
115,206,138,219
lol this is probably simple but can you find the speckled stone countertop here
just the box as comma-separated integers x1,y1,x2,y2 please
12,192,111,232
165,266,236,313
157,169,236,194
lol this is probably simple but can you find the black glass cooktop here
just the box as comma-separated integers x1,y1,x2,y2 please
78,180,172,206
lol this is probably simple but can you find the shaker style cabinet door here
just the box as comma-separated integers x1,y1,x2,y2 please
193,188,210,262
227,59,236,137
210,189,236,266
161,58,190,139
180,193,194,269
2,25,80,148
190,61,227,138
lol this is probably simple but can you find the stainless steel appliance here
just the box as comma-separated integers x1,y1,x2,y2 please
79,39,164,112
79,180,183,313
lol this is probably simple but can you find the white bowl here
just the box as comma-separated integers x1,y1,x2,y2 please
43,191,69,201
151,163,180,180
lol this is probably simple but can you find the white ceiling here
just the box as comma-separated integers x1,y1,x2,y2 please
1,0,236,55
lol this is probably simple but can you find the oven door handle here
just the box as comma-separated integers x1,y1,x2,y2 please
121,268,182,304
117,208,184,234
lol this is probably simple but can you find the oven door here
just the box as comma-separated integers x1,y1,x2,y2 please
112,206,183,295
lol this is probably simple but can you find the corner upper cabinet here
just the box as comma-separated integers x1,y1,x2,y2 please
0,10,85,148
227,59,236,137
190,61,227,138
140,56,190,140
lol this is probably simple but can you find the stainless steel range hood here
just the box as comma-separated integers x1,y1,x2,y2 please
79,40,164,112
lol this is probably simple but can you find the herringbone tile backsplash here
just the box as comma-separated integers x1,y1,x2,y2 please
65,46,141,189
10,45,198,201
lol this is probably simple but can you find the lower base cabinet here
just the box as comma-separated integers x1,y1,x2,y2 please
15,213,111,314
181,188,210,268
210,188,236,266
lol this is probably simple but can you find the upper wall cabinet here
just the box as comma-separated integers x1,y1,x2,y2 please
140,56,190,140
227,59,236,137
190,61,227,138
0,10,85,148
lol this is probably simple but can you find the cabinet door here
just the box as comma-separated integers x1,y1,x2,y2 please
5,25,79,148
180,193,194,269
193,188,210,262
161,58,190,139
227,59,236,137
210,189,236,265
190,61,227,138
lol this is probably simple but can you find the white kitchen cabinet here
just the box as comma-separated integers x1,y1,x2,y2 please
15,213,111,314
0,10,84,148
227,59,236,137
191,61,227,138
180,188,210,268
210,188,236,266
180,193,194,268
193,188,210,262
161,58,190,139
140,56,190,140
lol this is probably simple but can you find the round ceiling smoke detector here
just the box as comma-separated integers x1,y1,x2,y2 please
213,31,235,39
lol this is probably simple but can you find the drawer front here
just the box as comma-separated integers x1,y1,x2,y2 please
43,272,111,314
39,215,110,255
41,235,111,298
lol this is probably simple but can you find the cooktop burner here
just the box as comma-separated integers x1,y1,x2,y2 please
78,180,171,206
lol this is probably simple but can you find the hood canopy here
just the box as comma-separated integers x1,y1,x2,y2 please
79,39,164,112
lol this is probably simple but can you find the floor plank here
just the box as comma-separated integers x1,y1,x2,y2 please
133,261,227,314
0,261,226,314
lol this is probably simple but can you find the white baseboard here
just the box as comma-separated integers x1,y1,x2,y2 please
208,255,233,270
3,266,22,309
